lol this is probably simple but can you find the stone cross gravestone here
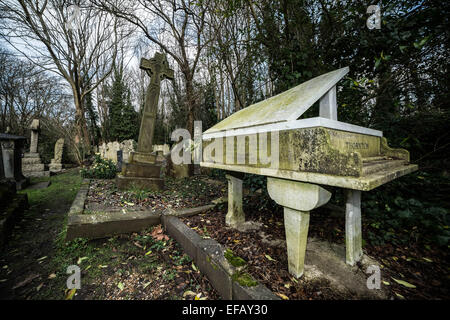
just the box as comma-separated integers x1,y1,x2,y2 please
200,67,418,278
22,119,49,177
116,53,174,190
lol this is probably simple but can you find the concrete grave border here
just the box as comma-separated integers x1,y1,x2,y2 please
65,178,280,300
161,215,280,300
66,179,215,241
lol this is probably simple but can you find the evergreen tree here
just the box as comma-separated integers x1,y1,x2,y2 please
107,67,139,142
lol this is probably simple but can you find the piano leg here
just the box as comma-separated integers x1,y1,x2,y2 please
267,178,331,278
284,208,310,278
225,173,245,227
345,189,363,266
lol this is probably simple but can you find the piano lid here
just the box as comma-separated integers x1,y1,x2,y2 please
204,67,349,134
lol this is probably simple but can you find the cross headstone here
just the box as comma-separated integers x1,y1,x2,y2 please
137,52,174,154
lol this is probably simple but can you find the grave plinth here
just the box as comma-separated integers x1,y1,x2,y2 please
22,119,49,177
0,133,29,190
200,67,418,278
116,53,174,191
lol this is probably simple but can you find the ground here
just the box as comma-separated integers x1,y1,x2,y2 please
0,170,448,300
0,170,217,300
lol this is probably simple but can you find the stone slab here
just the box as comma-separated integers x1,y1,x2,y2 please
22,163,44,172
129,151,157,164
66,210,161,241
49,163,63,172
303,238,388,299
23,153,40,158
22,171,50,178
116,175,164,191
121,162,161,178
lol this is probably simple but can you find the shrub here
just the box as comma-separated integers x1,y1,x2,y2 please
80,154,117,179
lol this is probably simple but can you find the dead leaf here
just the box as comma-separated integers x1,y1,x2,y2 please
65,288,76,300
391,277,416,288
48,273,57,279
276,293,289,300
183,290,197,298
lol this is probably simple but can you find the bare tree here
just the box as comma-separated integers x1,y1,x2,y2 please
0,0,130,161
96,0,211,138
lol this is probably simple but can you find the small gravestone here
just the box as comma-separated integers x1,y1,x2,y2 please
49,138,64,173
116,150,123,172
116,52,174,190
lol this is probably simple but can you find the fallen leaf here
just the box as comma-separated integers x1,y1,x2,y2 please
65,288,76,300
77,257,88,264
143,282,151,289
423,257,433,263
117,282,124,291
48,273,57,279
391,277,416,288
276,293,289,300
395,292,405,299
192,262,198,272
382,281,390,286
183,290,197,298
36,283,44,291
145,250,152,256
265,254,276,262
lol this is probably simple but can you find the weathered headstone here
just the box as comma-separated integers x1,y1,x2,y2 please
116,53,174,190
0,133,29,190
49,138,64,173
117,150,123,172
21,119,49,177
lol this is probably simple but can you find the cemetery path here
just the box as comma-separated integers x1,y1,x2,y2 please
0,170,79,299
0,170,219,300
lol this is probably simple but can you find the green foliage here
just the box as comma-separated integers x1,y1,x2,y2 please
108,67,139,142
363,172,450,247
80,154,117,179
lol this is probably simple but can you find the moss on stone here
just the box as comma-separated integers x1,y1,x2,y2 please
232,271,258,287
224,248,247,267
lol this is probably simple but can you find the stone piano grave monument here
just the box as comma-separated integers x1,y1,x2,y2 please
22,119,49,177
200,67,418,278
116,52,174,190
